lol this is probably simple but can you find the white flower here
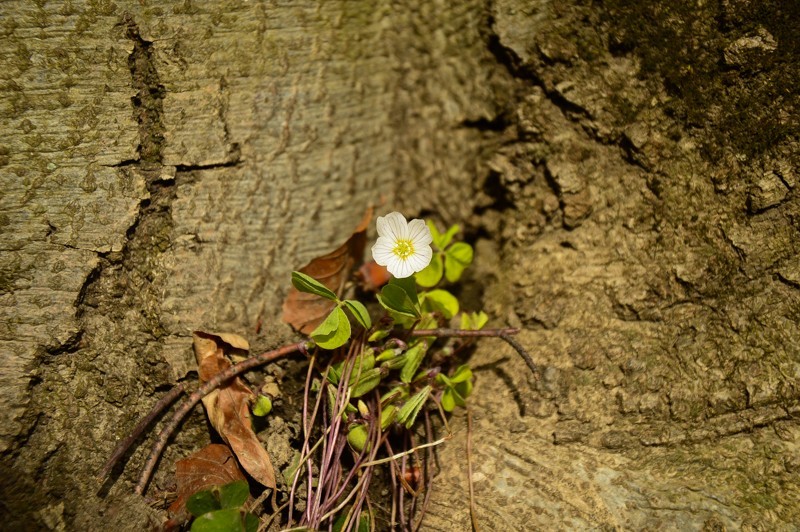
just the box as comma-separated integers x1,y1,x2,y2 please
371,212,433,278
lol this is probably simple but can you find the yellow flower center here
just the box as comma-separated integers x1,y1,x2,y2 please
392,239,414,260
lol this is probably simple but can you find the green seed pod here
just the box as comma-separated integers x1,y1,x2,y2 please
347,424,369,452
252,395,272,417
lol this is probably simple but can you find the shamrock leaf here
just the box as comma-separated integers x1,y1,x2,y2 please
311,306,351,350
444,242,473,283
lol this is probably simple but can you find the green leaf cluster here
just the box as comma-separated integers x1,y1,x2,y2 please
187,480,258,532
459,310,488,330
435,365,474,412
415,221,473,287
291,272,372,350
376,276,420,319
283,215,497,530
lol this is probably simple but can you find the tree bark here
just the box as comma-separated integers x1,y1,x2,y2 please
1,0,798,530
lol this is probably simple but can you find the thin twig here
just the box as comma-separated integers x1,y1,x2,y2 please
134,341,307,496
467,407,479,532
98,383,186,482
410,327,519,338
499,333,537,377
411,327,536,376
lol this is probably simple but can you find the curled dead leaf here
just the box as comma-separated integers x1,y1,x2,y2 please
192,331,276,489
282,208,372,334
168,443,246,517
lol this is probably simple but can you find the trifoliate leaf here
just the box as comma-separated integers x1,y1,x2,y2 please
326,361,343,385
282,452,302,486
423,289,460,319
390,276,420,306
349,367,383,398
444,242,473,283
344,300,372,329
472,311,489,329
311,307,340,337
441,388,456,412
439,224,460,249
377,284,419,318
252,395,272,417
400,342,428,383
449,364,473,384
311,306,351,350
397,386,432,428
415,254,444,287
427,220,460,250
460,310,489,330
244,513,259,532
291,271,338,301
455,379,473,400
186,489,220,517
426,220,443,249
218,480,249,509
190,508,251,532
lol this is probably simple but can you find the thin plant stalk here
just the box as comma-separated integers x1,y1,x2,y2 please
413,409,437,532
467,407,479,532
288,353,324,525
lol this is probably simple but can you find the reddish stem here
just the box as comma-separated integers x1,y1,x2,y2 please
134,341,307,495
98,383,186,482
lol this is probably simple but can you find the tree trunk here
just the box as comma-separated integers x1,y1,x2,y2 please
2,0,797,530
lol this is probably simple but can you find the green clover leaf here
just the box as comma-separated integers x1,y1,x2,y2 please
291,271,338,301
310,306,351,350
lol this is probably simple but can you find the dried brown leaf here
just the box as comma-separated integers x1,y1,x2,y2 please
282,208,372,333
168,443,246,516
192,331,276,489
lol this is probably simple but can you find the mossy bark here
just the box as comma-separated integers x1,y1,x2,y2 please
1,0,797,529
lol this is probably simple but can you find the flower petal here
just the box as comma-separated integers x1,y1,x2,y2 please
408,245,433,273
380,211,408,240
376,215,391,239
371,237,395,266
393,258,414,278
384,256,403,277
407,219,433,247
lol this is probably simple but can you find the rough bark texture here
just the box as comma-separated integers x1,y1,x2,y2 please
1,0,798,530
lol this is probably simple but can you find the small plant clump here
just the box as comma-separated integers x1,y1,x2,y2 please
186,480,259,532
281,213,488,530
103,211,532,532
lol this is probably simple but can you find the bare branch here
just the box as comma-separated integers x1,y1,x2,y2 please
98,383,186,482
134,341,308,495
